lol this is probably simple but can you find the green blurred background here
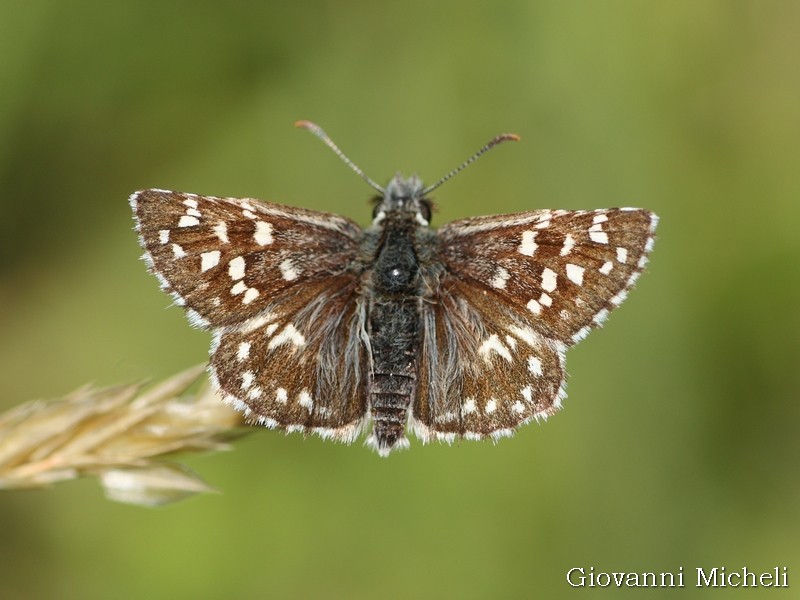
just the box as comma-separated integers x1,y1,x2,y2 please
1,1,798,598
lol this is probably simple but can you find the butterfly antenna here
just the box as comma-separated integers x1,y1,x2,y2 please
295,120,385,195
422,133,520,195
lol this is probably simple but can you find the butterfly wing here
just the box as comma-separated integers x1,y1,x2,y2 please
131,189,369,440
412,207,657,441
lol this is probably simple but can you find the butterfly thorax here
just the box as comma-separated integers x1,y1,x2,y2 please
364,176,430,456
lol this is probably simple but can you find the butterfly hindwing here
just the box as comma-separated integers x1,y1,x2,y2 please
210,276,369,441
413,274,565,442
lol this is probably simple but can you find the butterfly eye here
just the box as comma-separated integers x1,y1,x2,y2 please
418,200,432,223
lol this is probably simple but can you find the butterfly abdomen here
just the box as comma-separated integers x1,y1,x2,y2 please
366,219,422,456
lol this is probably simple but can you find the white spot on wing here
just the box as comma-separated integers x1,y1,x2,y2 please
238,314,272,334
518,230,538,256
478,335,512,362
178,215,199,227
213,221,229,243
241,371,254,390
521,386,532,403
512,401,525,414
237,342,251,361
616,247,628,263
490,267,510,289
589,231,609,244
599,261,613,275
539,292,552,307
230,281,247,295
268,324,306,349
507,325,537,347
463,398,477,414
171,244,186,258
527,298,542,314
254,221,273,245
298,390,313,410
158,230,169,244
200,250,221,272
566,263,584,286
228,256,246,280
560,234,575,256
528,356,543,376
485,399,498,414
242,287,259,304
279,259,300,281
541,268,557,292
276,388,288,403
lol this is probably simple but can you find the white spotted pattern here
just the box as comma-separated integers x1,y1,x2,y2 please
541,267,557,293
213,221,229,243
298,390,313,410
254,221,274,245
200,250,221,272
242,287,259,304
237,341,251,361
479,335,513,362
560,234,575,256
279,259,300,281
518,230,538,256
528,356,543,376
490,267,510,289
230,281,247,295
240,371,254,390
268,323,306,349
566,263,584,286
178,215,199,228
228,256,246,280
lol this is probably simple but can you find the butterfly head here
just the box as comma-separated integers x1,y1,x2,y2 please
372,174,433,226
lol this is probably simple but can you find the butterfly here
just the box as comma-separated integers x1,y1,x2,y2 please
131,121,657,456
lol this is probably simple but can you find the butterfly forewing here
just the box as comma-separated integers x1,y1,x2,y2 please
438,208,658,345
131,189,363,328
